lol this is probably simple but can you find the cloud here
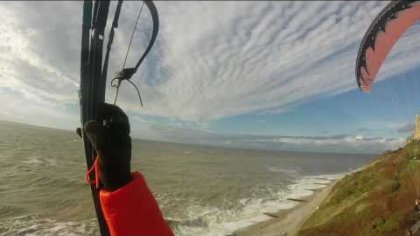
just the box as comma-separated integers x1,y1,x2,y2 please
357,127,370,132
1,1,419,145
128,120,405,154
0,87,78,130
223,134,405,154
397,123,415,134
0,2,82,128
111,1,419,122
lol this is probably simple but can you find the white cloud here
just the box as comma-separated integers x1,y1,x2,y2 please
0,88,77,130
227,134,406,154
128,122,405,154
1,1,419,142
116,1,419,122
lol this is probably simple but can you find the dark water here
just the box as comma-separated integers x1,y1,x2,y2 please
0,121,376,235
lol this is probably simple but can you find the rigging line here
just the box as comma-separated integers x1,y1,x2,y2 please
92,1,100,29
400,44,415,113
111,77,143,106
380,30,400,136
112,1,146,107
415,162,419,197
122,2,145,69
133,1,159,71
417,162,420,197
127,79,144,106
113,80,121,105
102,0,123,83
110,1,159,107
401,73,413,117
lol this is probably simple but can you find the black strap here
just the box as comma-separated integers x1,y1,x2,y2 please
102,0,123,89
81,1,111,235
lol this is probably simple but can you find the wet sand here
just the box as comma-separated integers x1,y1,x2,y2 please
233,180,337,236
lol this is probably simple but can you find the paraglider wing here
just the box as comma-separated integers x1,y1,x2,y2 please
355,0,420,92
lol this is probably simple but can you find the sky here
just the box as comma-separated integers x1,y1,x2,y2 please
1,1,420,154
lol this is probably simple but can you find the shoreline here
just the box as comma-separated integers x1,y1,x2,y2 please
232,179,338,236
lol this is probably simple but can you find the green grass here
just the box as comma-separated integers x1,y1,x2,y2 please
298,141,420,236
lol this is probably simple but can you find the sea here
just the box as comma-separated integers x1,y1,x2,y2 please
0,121,376,236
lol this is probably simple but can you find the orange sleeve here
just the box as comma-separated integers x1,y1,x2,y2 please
99,172,173,236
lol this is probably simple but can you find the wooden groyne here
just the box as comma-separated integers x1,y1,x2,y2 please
287,198,307,203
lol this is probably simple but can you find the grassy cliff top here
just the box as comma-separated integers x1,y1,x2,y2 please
298,141,420,236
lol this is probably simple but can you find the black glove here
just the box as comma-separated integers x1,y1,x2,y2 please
84,103,132,191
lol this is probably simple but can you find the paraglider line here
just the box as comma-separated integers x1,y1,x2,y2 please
122,2,145,69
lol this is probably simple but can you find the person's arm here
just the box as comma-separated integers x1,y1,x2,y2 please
100,172,173,236
83,103,173,236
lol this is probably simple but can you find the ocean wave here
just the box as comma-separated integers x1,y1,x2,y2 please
21,157,58,167
0,215,98,236
265,166,301,176
170,173,345,236
0,205,27,218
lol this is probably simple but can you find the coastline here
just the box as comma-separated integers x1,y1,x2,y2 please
232,179,338,236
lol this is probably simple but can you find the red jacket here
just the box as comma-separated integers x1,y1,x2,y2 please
99,172,174,236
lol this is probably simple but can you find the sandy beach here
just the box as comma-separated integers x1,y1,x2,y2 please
233,180,337,236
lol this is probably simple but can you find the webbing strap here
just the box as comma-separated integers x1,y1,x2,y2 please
85,154,102,189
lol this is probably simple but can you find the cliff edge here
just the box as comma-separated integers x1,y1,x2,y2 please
298,141,420,236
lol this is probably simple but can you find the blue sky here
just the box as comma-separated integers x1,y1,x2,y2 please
213,66,420,138
1,1,420,153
